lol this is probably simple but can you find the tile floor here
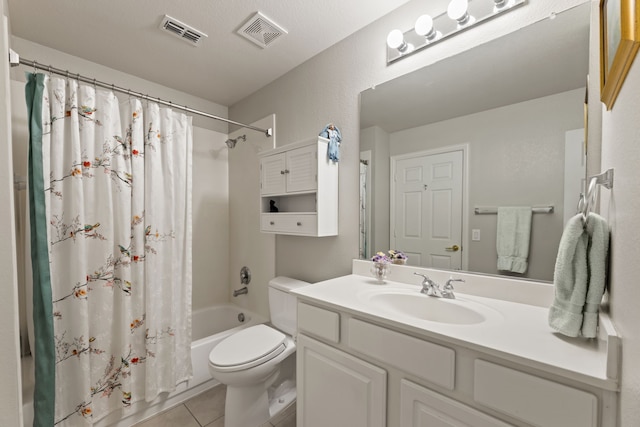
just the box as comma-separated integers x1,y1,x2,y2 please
133,384,296,427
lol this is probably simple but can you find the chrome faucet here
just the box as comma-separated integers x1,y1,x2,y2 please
414,273,442,297
233,287,248,297
441,277,465,299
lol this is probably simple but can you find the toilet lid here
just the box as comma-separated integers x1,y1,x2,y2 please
209,324,286,368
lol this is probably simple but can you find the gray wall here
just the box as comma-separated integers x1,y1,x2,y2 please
599,38,640,427
229,0,585,283
0,0,23,424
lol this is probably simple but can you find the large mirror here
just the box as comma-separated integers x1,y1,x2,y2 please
359,4,590,282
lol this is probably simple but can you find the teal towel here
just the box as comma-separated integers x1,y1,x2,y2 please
548,213,609,338
496,207,532,273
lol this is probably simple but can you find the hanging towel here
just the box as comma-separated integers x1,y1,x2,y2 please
496,207,532,273
319,123,341,162
548,213,609,338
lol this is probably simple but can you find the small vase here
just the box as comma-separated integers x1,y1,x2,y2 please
392,258,407,265
370,262,390,283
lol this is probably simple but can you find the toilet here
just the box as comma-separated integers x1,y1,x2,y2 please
208,276,310,427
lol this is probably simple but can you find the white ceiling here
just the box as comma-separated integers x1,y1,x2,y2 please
7,0,412,106
360,4,591,133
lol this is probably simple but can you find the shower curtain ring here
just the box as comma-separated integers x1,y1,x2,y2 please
47,65,52,76
65,70,69,79
32,61,37,74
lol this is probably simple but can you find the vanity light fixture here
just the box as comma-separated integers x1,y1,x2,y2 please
387,0,525,64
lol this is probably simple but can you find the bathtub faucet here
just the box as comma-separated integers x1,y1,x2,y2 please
233,287,248,297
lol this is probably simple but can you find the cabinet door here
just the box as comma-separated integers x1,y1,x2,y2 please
401,379,512,427
260,153,287,195
298,334,386,427
285,144,317,193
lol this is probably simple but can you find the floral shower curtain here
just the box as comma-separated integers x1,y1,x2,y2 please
26,73,193,426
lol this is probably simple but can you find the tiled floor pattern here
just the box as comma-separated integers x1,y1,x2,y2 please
133,384,295,427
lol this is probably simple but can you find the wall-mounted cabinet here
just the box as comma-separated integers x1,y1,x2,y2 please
258,137,338,236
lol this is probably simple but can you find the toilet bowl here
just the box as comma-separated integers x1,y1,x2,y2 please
208,277,310,427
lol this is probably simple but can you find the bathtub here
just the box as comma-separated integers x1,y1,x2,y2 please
21,303,266,427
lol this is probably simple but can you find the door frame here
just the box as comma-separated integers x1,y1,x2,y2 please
360,150,372,259
390,144,469,271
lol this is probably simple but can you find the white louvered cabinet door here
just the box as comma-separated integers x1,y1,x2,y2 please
285,144,317,193
260,153,287,195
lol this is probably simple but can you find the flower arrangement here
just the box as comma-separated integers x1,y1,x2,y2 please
388,249,407,264
370,252,391,283
371,252,391,264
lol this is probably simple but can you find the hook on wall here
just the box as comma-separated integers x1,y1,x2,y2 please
579,168,614,226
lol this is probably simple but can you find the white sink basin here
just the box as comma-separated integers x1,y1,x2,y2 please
365,291,497,325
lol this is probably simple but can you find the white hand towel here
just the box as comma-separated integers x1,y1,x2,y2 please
581,213,609,337
496,207,532,274
548,213,609,338
548,214,588,337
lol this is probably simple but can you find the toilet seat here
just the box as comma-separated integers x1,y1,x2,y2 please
209,324,287,372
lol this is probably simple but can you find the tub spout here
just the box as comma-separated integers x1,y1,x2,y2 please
233,287,248,297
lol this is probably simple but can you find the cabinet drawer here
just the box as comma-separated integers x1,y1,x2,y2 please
261,213,317,235
298,303,340,343
348,318,455,390
474,360,598,427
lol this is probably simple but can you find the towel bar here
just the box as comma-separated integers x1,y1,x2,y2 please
474,206,554,215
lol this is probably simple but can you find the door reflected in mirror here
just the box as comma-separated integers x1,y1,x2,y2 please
359,4,590,282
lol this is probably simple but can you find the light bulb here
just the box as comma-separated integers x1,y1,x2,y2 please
415,14,441,42
494,0,515,11
447,0,473,26
386,29,405,50
387,29,413,54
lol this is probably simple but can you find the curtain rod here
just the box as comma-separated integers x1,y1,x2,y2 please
8,51,273,138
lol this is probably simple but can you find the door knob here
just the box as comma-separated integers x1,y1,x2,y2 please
445,245,460,252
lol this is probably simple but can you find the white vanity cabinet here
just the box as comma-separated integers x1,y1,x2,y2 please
295,300,616,427
297,334,387,427
258,137,338,236
401,379,511,427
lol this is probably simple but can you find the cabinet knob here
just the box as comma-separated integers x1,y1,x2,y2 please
280,170,285,175
270,221,275,225
297,222,302,226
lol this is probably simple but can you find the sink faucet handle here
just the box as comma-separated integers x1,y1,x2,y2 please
413,272,433,287
413,272,429,282
444,276,465,290
414,272,440,296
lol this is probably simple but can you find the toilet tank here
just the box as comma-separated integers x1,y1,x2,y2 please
268,276,311,336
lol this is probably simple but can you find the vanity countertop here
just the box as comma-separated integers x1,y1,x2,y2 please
292,272,619,391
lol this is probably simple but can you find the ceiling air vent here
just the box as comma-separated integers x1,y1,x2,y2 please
159,15,208,47
237,12,287,49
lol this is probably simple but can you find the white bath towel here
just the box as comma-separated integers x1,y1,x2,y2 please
496,207,532,274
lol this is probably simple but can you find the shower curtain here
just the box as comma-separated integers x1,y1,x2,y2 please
26,73,193,426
